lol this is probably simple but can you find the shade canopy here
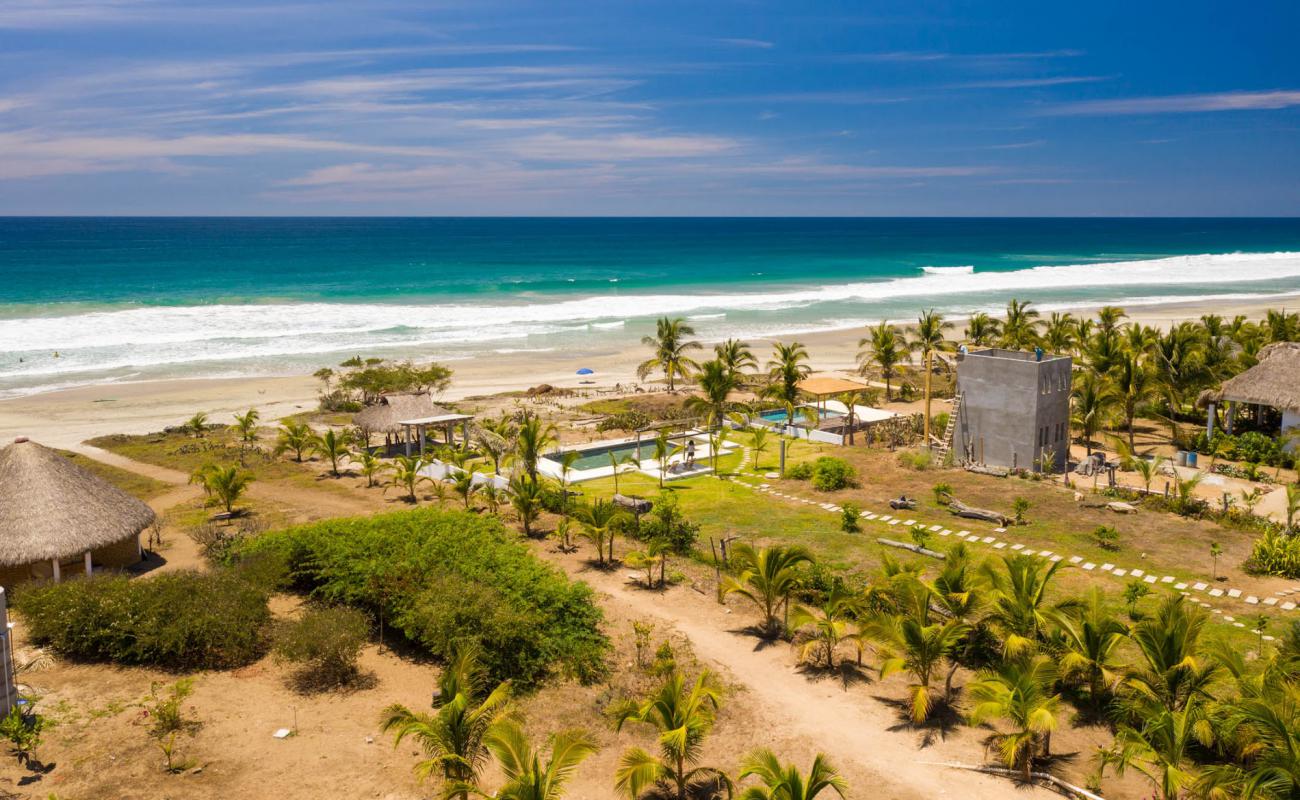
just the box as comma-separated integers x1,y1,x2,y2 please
353,393,455,434
0,439,155,567
1207,342,1300,411
796,376,872,398
576,368,594,375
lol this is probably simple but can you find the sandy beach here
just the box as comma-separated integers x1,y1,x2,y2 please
2,294,1293,449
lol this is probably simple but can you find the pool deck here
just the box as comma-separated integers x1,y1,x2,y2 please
538,432,739,483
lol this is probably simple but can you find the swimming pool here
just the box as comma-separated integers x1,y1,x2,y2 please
538,433,737,482
757,407,844,424
549,440,649,472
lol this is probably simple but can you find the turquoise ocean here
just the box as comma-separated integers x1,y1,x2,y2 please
2,217,1300,398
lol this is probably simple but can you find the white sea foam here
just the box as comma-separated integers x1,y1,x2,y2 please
3,251,1300,395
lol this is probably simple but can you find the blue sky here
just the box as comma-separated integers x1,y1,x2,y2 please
1,0,1298,215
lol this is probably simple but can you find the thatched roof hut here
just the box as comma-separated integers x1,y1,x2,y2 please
1208,342,1300,411
0,438,154,582
353,393,453,435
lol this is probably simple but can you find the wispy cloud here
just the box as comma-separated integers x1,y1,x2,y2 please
1045,90,1300,115
836,49,1083,64
950,75,1110,90
716,38,773,49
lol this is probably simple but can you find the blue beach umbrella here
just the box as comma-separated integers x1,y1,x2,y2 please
576,367,595,375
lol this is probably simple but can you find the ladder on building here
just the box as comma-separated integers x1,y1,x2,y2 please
933,392,963,465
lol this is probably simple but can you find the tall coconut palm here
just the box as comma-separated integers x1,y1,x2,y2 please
386,455,430,503
201,464,253,514
737,749,848,800
380,647,513,798
686,359,739,430
911,309,955,444
715,338,757,380
637,317,702,391
233,408,260,448
1071,371,1118,456
312,428,353,477
864,605,969,724
1112,349,1159,452
858,322,907,400
474,425,513,476
515,413,556,485
978,554,1075,658
465,721,596,800
1043,312,1077,354
1081,328,1125,375
964,312,1001,347
764,342,811,424
1264,308,1300,343
652,429,674,489
508,474,543,537
275,420,313,462
1099,697,1212,800
967,656,1063,781
723,543,814,636
999,299,1041,350
1054,588,1130,707
612,671,727,800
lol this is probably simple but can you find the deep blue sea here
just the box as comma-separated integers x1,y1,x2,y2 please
3,217,1300,397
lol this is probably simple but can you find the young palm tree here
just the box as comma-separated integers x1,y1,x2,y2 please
609,451,639,496
912,309,955,443
685,359,739,430
652,429,674,489
201,464,253,514
925,545,985,700
275,420,313,462
463,721,596,800
554,450,581,519
1195,688,1300,800
508,475,543,537
764,342,811,423
637,317,702,391
1099,697,1212,800
978,554,1076,658
1285,483,1300,534
1112,349,1159,451
474,426,512,476
356,447,383,488
574,499,627,566
453,466,479,510
515,413,556,485
1071,371,1118,456
1124,595,1220,714
715,338,757,379
1054,587,1130,707
1131,455,1166,495
233,408,260,448
386,455,430,503
313,428,353,477
736,749,847,800
185,411,209,438
999,299,1041,350
967,656,1063,781
722,543,814,636
964,312,1001,347
380,648,513,798
790,584,859,669
864,605,969,724
749,427,769,471
612,671,727,800
858,322,906,400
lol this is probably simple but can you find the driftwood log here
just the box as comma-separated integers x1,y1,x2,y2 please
613,494,652,515
965,463,1010,478
876,538,946,560
947,498,1012,527
922,762,1104,800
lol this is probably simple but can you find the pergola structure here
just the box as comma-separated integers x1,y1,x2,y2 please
796,376,873,414
398,413,474,456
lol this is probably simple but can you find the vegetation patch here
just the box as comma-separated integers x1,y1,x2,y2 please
56,449,172,500
235,508,609,686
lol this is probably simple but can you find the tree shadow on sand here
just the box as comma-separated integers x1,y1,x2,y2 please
795,659,874,691
876,694,965,748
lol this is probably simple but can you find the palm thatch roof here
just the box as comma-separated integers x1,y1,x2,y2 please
353,393,454,434
0,439,155,567
1209,342,1300,410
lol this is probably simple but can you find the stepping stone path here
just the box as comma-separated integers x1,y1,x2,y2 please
720,471,1296,630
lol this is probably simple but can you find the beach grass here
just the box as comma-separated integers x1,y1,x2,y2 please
57,448,172,500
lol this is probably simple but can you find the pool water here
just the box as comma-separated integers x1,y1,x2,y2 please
758,407,844,424
547,440,653,472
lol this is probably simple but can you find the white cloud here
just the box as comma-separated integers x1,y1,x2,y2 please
950,75,1110,90
716,38,774,49
1045,90,1300,115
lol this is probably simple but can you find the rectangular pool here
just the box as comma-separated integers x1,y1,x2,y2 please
550,440,648,472
758,407,844,424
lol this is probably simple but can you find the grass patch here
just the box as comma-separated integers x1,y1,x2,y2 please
56,449,171,500
88,429,312,481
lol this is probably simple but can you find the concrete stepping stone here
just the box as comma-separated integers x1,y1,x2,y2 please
993,542,1006,549
1112,569,1127,577
1233,622,1245,628
903,519,916,526
1069,556,1083,564
1228,589,1242,598
981,536,995,543
1193,582,1208,591
1209,588,1224,597
1040,550,1054,557
1082,563,1096,570
1282,602,1297,610
1130,569,1144,578
1213,609,1223,614
1244,596,1259,605
1263,635,1275,641
939,529,952,536
994,527,1007,533
1050,555,1063,562
1224,615,1235,622
1100,563,1114,571
889,519,900,525
1143,575,1158,584
1160,576,1175,583
1175,583,1188,590
929,524,942,532
1011,543,1024,550
958,530,971,537
1263,597,1278,606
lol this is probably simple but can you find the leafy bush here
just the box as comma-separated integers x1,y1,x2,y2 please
233,508,609,686
14,570,270,670
1244,530,1300,578
637,493,699,554
274,606,370,690
597,411,651,432
787,461,814,480
840,503,860,532
897,450,933,471
1093,525,1121,551
1194,430,1293,468
810,457,856,491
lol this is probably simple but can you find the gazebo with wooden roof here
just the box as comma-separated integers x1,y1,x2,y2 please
0,438,154,587
796,376,873,414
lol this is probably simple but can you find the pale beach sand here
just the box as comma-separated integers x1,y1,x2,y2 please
1,294,1293,448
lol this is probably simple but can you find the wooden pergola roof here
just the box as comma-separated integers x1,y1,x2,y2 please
796,376,872,398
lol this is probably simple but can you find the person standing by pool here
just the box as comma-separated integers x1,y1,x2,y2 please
685,440,696,468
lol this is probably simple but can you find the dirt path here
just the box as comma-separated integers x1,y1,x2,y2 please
545,551,1056,800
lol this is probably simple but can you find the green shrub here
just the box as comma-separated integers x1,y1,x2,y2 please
1093,525,1121,551
840,503,860,532
810,457,856,491
234,508,608,686
787,461,814,480
1245,530,1300,578
274,606,370,690
897,450,933,471
14,570,270,670
597,411,651,432
637,492,699,554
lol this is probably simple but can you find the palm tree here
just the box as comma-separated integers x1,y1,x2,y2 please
386,455,430,502
275,420,313,462
999,299,1041,350
313,428,352,477
380,647,513,798
1195,688,1300,800
749,428,769,471
464,721,596,800
1264,308,1300,343
233,408,260,448
858,322,906,400
1043,312,1077,354
978,554,1075,658
1099,697,1212,800
474,426,513,476
652,429,674,490
609,451,638,496
964,312,1000,347
967,656,1063,781
509,475,543,537
864,605,969,724
790,584,859,669
185,411,209,438
574,499,627,566
685,359,739,430
1131,455,1166,495
1071,371,1118,456
612,671,727,800
453,465,479,510
722,543,814,636
515,413,556,485
926,545,985,700
1124,595,1220,714
715,338,757,380
199,464,253,514
912,309,955,444
764,342,811,423
479,484,505,515
737,749,847,800
356,447,383,488
637,317,702,391
1112,349,1159,451
1285,484,1300,534
554,450,581,519
1054,588,1129,706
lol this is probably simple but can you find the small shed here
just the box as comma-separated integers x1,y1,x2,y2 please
1203,342,1300,446
0,438,154,587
